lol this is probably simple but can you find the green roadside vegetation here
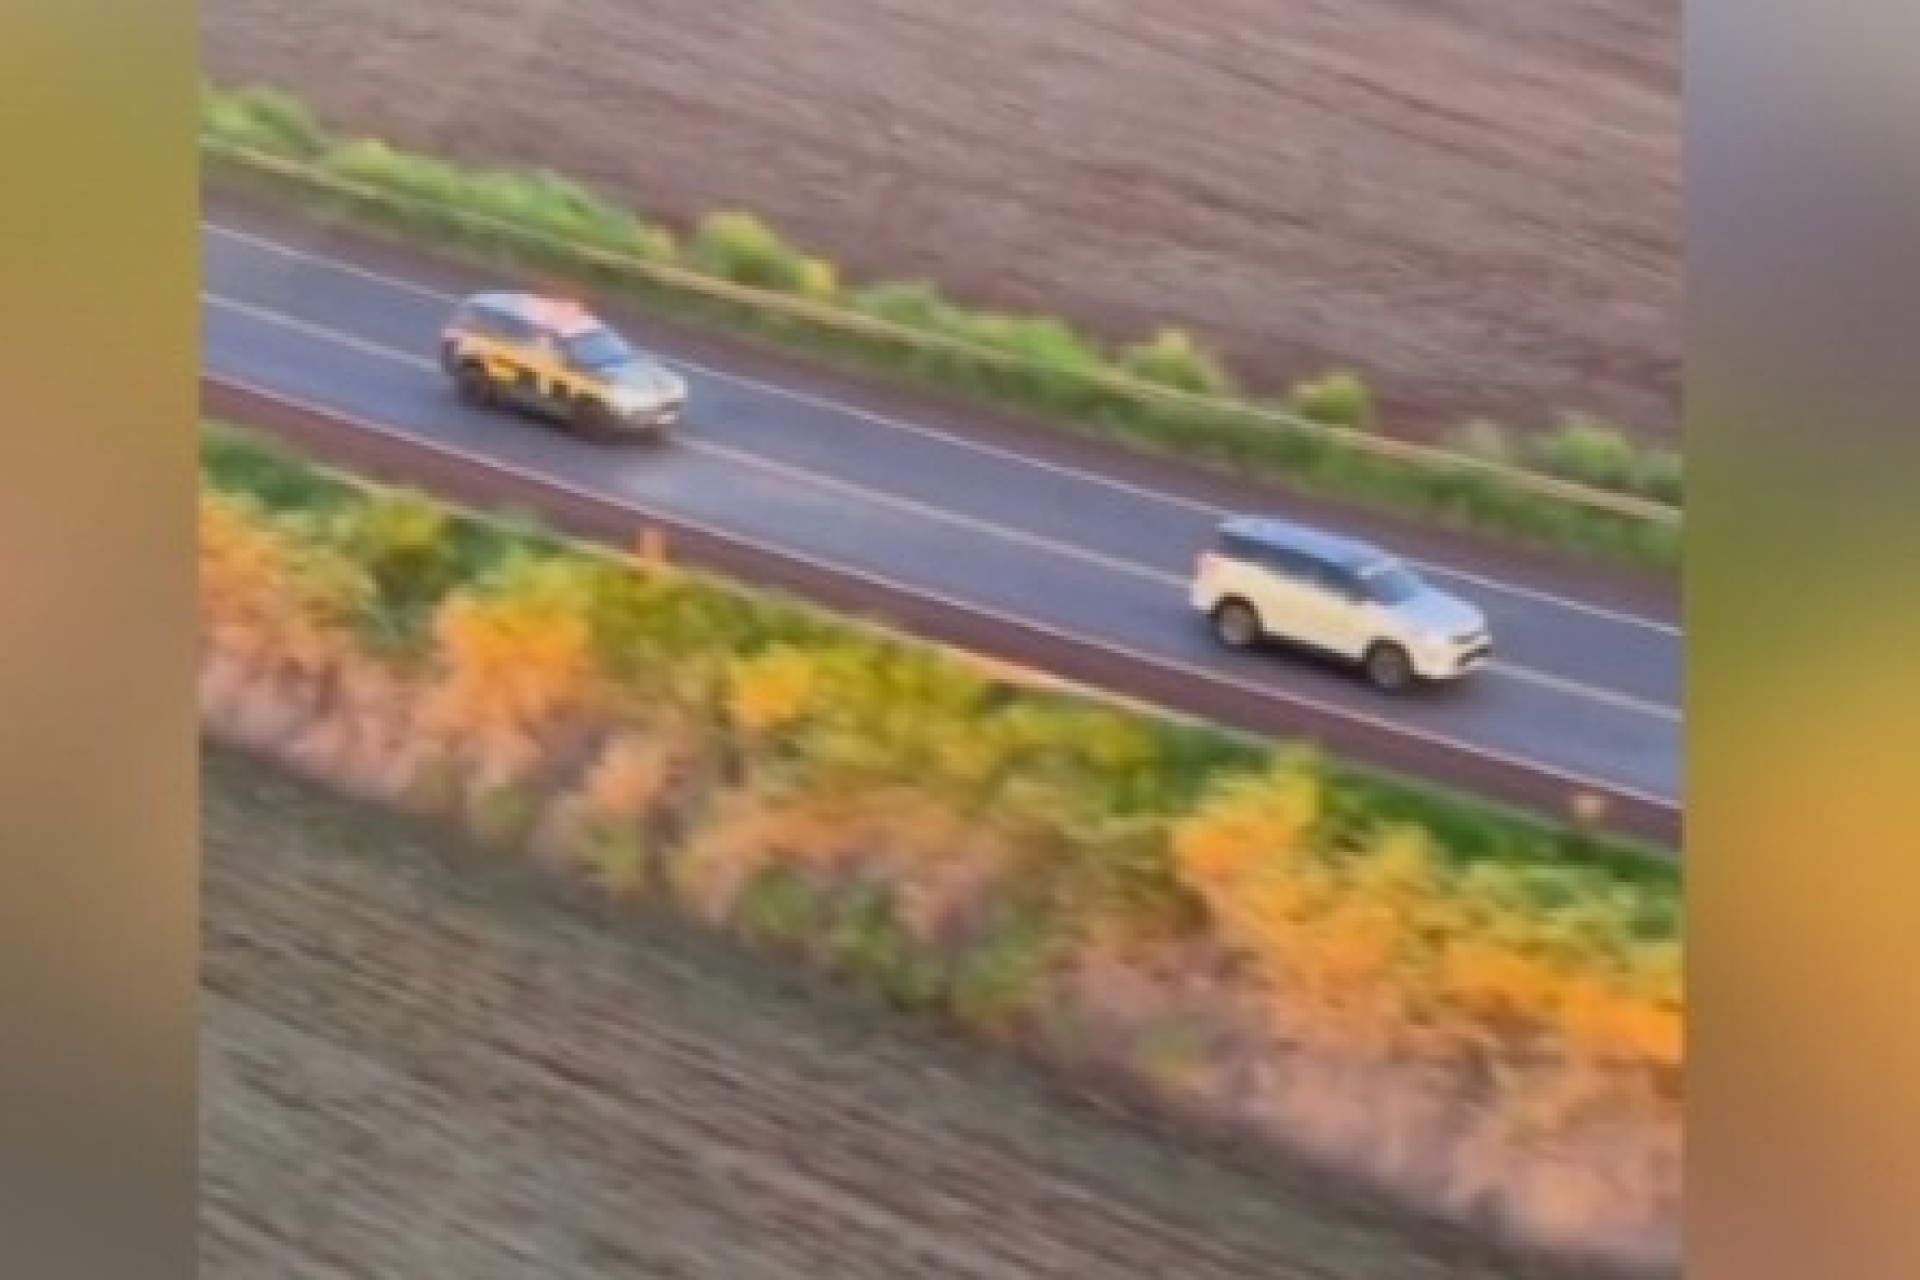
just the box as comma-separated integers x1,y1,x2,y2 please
200,81,1684,575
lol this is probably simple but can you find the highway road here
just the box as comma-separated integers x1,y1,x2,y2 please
200,219,1682,834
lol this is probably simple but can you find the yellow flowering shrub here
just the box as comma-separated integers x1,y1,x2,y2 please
725,645,824,738
423,559,596,739
200,490,368,678
1168,759,1322,935
1170,762,1679,1084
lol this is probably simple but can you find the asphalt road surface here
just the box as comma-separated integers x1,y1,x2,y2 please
200,220,1682,819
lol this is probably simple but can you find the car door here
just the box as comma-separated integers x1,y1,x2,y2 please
553,345,604,418
480,314,539,411
1250,547,1325,647
472,313,533,409
523,330,571,412
1273,551,1353,654
1308,561,1373,659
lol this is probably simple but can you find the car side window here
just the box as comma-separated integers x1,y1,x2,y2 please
1282,555,1349,600
1217,531,1258,561
1263,548,1316,582
1316,562,1365,601
481,312,532,347
1298,556,1340,595
471,310,511,344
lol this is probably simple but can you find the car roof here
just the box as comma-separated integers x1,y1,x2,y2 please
461,291,605,337
1217,516,1393,572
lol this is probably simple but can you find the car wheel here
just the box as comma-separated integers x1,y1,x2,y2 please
455,362,495,408
1211,599,1262,650
567,400,620,442
1362,641,1415,693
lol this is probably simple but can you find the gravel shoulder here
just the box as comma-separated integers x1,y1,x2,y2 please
201,746,1645,1280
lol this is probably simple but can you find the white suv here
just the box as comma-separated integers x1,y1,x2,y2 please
1190,517,1491,691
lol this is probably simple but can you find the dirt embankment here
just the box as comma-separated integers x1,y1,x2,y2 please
201,748,1649,1280
201,0,1679,439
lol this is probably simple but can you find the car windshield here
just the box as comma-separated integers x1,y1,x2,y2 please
562,326,636,370
1361,561,1424,605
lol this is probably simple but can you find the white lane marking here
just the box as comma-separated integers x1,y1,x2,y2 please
203,363,1682,818
202,221,1684,638
202,290,1680,724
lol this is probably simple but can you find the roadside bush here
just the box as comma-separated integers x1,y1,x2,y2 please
323,139,458,206
200,81,1683,575
790,256,838,302
852,279,962,330
1118,327,1232,397
208,83,329,159
1529,418,1682,507
1287,368,1375,430
629,221,679,264
962,310,1099,366
965,311,1111,409
1532,415,1638,489
198,425,1682,1265
518,169,631,244
331,488,461,653
201,423,361,514
1632,443,1685,505
689,210,814,294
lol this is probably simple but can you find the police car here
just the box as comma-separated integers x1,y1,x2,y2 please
439,292,688,441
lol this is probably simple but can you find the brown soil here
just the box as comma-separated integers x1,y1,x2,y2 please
201,0,1679,440
201,747,1646,1280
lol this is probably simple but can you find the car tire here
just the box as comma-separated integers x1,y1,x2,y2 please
455,362,495,408
1362,641,1416,693
567,400,621,443
1211,599,1262,650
